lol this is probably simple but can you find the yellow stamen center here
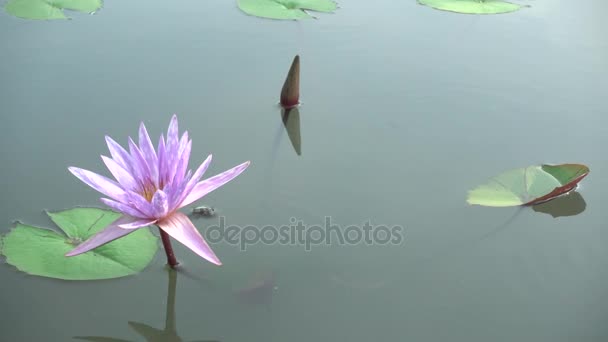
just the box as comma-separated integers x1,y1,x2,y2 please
141,182,157,202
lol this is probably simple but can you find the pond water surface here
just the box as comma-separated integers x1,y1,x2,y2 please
1,1,608,341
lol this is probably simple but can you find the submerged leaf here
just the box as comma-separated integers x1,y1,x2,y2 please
5,0,102,20
2,207,158,280
467,164,590,207
237,0,337,20
235,270,277,306
418,0,522,15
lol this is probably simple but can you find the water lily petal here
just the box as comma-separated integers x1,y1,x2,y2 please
180,161,250,208
138,122,159,184
117,218,157,229
163,115,180,183
151,189,169,218
127,191,157,218
105,136,133,173
157,135,168,187
189,154,213,186
65,216,137,256
176,154,213,205
128,138,152,186
101,155,138,191
162,182,178,212
157,212,221,265
168,170,192,210
99,198,146,218
166,114,179,157
68,167,128,203
172,133,191,186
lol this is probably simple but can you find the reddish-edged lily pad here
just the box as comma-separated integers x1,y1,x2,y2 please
467,164,590,207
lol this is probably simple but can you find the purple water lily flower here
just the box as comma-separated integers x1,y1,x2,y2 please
66,114,250,267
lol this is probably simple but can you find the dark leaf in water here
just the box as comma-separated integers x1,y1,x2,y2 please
236,270,277,306
280,55,300,108
127,322,167,341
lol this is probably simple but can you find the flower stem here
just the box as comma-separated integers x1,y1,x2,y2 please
158,227,179,268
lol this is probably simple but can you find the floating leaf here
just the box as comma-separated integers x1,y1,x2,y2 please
5,0,102,20
467,164,590,207
237,0,337,20
418,0,522,14
2,207,158,280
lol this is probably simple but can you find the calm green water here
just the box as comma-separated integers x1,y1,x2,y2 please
2,1,608,341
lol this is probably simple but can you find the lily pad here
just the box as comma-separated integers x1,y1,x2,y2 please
5,0,102,20
237,0,337,20
467,164,590,207
418,0,522,14
1,207,159,280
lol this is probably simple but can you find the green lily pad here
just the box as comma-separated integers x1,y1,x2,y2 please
5,0,102,20
1,207,159,280
237,0,337,20
467,164,590,207
418,0,522,14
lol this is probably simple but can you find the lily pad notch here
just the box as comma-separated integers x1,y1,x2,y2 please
418,0,524,15
237,0,338,20
5,0,103,20
467,163,590,207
